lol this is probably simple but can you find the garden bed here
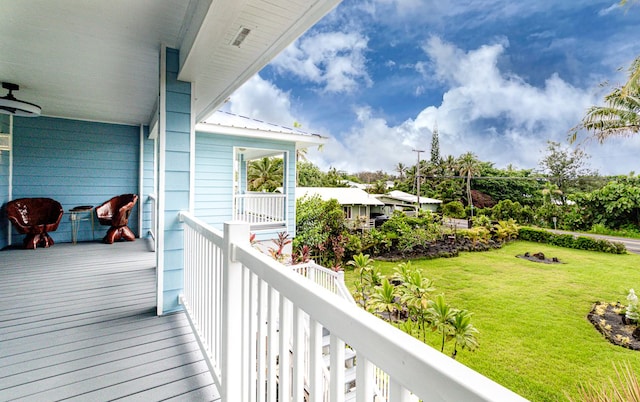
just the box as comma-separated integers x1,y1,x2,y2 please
587,301,640,350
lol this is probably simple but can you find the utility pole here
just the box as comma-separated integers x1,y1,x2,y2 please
412,149,425,214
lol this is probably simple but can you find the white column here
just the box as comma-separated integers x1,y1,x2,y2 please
221,221,249,401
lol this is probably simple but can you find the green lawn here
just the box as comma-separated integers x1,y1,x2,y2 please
343,241,640,401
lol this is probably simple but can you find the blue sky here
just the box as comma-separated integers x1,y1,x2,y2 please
219,0,640,175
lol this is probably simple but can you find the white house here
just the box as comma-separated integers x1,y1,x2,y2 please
376,190,442,214
297,186,385,227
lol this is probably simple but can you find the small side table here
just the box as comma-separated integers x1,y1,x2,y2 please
70,205,95,244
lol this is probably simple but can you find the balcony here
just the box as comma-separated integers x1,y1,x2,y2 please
233,192,287,230
0,241,219,401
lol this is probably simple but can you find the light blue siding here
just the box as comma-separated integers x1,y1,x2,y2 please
0,114,9,248
194,132,297,241
10,116,140,245
162,48,191,314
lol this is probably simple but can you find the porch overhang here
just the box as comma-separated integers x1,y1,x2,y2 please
0,0,341,126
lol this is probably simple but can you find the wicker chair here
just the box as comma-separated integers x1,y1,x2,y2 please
7,198,64,249
96,194,139,244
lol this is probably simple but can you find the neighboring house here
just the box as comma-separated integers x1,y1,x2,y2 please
376,190,442,214
196,111,326,241
297,187,385,228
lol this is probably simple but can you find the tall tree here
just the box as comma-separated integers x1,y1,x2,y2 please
457,152,481,216
538,141,593,204
430,122,441,166
571,55,640,143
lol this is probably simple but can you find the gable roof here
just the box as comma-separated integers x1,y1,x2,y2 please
382,190,442,204
197,110,327,150
297,187,385,206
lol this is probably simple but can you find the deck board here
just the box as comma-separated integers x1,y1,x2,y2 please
0,240,220,401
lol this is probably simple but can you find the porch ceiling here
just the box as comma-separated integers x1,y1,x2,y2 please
0,0,340,126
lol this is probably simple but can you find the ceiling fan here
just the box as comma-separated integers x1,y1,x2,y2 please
0,82,41,117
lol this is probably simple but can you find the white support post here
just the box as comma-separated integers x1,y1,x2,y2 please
222,221,250,402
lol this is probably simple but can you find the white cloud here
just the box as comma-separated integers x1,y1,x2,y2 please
271,31,372,94
312,36,640,175
598,2,621,16
225,74,299,128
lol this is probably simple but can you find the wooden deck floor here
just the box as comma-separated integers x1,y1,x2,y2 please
0,240,220,402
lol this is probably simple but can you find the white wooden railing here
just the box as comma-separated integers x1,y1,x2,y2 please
290,261,356,304
233,192,286,226
179,212,528,402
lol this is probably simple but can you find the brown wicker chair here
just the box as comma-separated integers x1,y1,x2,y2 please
95,194,139,244
7,198,64,249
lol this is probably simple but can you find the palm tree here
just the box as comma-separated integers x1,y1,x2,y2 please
450,310,479,359
427,294,456,353
247,157,283,191
457,152,481,217
395,162,407,180
442,155,457,176
571,55,640,144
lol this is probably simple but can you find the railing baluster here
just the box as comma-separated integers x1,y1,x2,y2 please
355,355,373,402
279,296,291,400
309,319,323,402
389,378,410,402
330,335,345,402
267,287,278,402
293,306,306,401
257,279,267,402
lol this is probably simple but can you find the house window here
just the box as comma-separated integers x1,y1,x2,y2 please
343,206,352,219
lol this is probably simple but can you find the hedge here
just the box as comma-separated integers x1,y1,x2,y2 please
518,227,626,254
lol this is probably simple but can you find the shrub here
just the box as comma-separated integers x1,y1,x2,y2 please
442,201,466,219
518,227,626,254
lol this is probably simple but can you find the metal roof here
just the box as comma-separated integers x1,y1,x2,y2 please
296,187,385,206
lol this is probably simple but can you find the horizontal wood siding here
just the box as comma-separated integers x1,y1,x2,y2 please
11,116,140,245
0,114,9,248
162,48,191,313
0,241,219,401
194,132,296,239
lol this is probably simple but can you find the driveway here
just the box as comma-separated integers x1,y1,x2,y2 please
548,229,640,255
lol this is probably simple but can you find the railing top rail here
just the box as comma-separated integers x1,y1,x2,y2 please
292,261,340,278
234,193,287,198
179,212,225,248
232,241,527,402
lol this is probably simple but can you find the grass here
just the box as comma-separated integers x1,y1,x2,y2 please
343,241,640,402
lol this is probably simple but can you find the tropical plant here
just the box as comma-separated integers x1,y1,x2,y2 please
570,55,640,144
567,362,640,402
348,253,375,304
427,294,456,352
368,278,400,322
450,309,479,359
268,231,291,262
